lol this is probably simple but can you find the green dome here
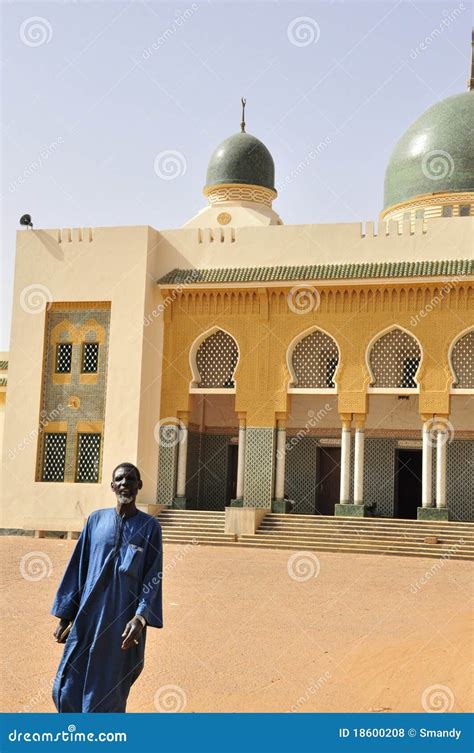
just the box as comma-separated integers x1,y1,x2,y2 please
205,132,275,192
383,92,474,209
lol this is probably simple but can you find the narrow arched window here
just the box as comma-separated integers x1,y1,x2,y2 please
451,330,474,389
291,330,339,388
369,328,421,389
195,329,238,388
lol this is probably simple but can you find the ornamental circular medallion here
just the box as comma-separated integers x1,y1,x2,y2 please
217,212,232,225
68,396,81,410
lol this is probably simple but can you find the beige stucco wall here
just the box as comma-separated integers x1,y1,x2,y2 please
1,227,155,528
153,216,473,275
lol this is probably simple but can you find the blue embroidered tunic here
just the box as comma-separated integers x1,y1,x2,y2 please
51,508,163,712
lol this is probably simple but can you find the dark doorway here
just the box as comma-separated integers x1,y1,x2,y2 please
315,446,341,515
225,443,239,504
394,449,422,519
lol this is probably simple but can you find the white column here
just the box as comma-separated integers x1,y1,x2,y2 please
436,426,448,509
339,420,351,504
353,424,365,505
421,420,433,508
235,419,246,501
175,422,189,498
274,421,287,501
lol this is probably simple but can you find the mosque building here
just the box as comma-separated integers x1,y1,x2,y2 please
0,42,473,548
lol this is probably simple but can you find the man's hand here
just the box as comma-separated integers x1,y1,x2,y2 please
121,617,144,650
53,618,71,643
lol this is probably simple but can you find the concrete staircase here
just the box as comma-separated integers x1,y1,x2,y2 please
157,509,474,560
238,514,474,560
158,509,237,546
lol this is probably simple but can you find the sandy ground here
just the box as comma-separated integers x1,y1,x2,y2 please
0,535,472,713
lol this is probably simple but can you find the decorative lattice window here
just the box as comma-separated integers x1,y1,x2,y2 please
75,433,101,482
291,330,339,388
369,328,421,389
41,433,67,481
55,343,72,373
451,331,474,389
82,342,99,373
195,330,238,388
459,205,470,217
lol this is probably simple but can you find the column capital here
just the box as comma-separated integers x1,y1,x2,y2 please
420,413,435,424
177,411,190,427
339,413,352,429
353,413,366,430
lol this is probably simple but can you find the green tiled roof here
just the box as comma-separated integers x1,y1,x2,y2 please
0,360,8,370
157,259,473,286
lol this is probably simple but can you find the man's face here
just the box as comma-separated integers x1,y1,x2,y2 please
111,466,142,505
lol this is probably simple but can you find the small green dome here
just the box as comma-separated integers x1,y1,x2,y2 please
383,92,474,209
205,132,275,192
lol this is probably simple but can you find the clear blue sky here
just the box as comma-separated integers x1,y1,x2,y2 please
1,0,472,349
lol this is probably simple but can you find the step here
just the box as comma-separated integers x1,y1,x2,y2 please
258,522,473,536
241,533,474,551
268,514,472,528
237,541,473,561
163,535,237,545
251,531,473,547
159,522,226,529
237,537,473,560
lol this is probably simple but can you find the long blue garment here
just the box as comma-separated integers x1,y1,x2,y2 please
51,508,163,712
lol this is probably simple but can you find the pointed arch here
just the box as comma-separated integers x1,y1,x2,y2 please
189,326,239,392
366,324,422,392
287,326,340,392
449,327,474,392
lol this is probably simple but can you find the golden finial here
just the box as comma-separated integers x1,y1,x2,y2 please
240,97,246,133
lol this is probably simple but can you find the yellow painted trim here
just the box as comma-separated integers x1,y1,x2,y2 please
50,301,111,311
381,191,474,219
52,373,72,385
43,421,68,432
76,421,103,433
78,319,105,343
79,373,98,385
203,182,277,200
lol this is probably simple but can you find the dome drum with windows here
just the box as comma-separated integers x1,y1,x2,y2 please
382,39,474,224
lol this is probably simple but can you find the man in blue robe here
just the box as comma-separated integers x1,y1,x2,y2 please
51,462,163,712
